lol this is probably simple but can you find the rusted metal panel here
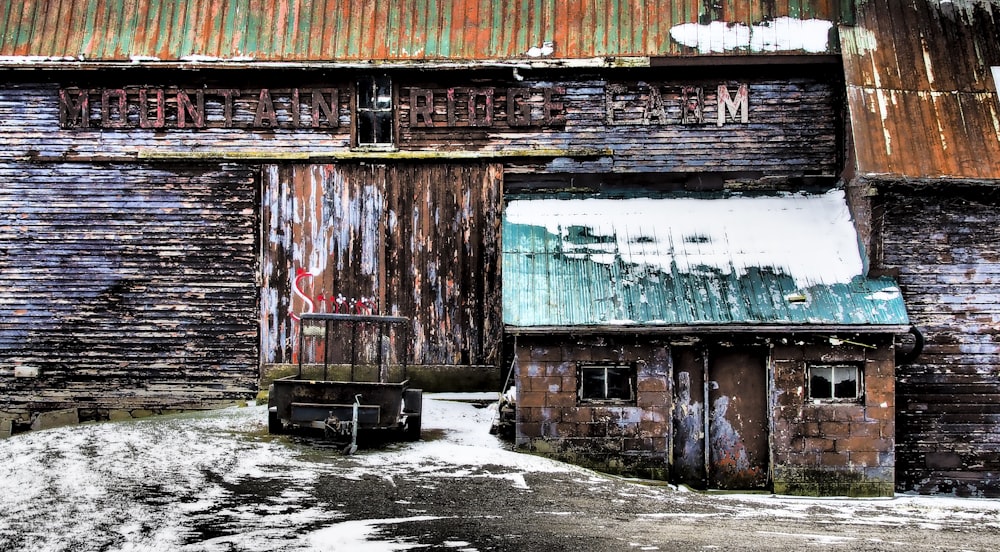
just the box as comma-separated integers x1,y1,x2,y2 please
841,0,1000,181
876,186,1000,498
0,163,259,420
708,347,769,489
261,162,502,367
0,0,851,63
672,345,769,490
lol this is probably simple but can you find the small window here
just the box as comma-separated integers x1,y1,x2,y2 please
578,363,635,403
355,75,394,147
808,363,862,401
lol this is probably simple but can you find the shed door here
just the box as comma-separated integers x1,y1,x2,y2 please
672,346,769,489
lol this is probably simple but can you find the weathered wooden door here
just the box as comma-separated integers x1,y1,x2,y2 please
672,346,770,489
261,163,502,367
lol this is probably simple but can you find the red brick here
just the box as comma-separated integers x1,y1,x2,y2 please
820,421,851,438
802,421,822,437
838,435,892,453
639,420,669,437
518,391,546,408
517,422,542,438
530,346,563,362
821,451,850,466
557,422,588,438
640,409,668,423
865,375,893,395
518,406,541,423
546,392,578,408
637,376,668,393
527,375,566,393
646,436,667,453
562,408,593,424
804,437,835,453
848,421,882,440
849,450,880,467
637,391,669,408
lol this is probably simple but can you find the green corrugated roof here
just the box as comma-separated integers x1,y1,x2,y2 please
502,192,909,329
0,0,852,63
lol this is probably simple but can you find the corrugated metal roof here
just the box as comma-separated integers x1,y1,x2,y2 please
502,191,909,329
841,0,1000,181
0,0,851,64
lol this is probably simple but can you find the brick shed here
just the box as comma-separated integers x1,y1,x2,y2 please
503,192,912,496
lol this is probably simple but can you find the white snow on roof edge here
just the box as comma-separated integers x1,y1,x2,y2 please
504,189,865,287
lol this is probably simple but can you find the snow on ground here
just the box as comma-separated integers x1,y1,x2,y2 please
1,395,999,552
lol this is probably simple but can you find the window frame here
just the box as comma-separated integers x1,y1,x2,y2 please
352,74,396,150
807,362,864,403
577,362,636,404
992,67,1000,108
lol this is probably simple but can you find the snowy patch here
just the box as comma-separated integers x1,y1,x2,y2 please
304,516,444,551
505,190,864,287
524,41,555,57
0,55,80,63
669,17,833,54
867,287,901,301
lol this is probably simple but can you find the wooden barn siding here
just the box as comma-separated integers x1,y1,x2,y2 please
399,76,840,178
0,72,839,181
261,163,502,367
0,163,259,419
877,188,1000,497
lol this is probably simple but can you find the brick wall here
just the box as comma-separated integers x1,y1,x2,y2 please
771,338,896,497
514,336,671,479
512,333,897,495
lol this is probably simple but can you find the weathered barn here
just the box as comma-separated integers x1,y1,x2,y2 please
841,0,1000,497
0,0,931,496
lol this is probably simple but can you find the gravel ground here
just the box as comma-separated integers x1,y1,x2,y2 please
0,396,998,552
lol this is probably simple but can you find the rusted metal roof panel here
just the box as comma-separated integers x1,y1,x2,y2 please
0,0,851,63
503,191,910,329
841,0,1000,181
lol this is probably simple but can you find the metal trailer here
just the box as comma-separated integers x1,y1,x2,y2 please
267,313,422,453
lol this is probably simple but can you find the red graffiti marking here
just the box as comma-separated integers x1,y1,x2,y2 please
290,268,377,321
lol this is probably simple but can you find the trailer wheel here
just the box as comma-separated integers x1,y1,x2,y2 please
404,415,421,441
268,408,284,434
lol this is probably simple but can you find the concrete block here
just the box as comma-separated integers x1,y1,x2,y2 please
30,408,80,431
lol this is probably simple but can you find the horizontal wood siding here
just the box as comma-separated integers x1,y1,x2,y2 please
0,163,259,418
0,69,840,184
262,163,502,367
878,188,1000,497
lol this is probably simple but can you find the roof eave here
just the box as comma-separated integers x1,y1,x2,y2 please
504,324,913,336
0,56,653,71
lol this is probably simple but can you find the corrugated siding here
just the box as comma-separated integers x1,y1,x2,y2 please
261,163,502,367
879,188,1000,497
841,0,1000,180
0,163,259,416
0,0,851,61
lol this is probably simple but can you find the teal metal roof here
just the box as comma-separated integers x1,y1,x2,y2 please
503,191,909,329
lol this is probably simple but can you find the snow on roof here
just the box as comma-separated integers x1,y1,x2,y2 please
504,189,863,288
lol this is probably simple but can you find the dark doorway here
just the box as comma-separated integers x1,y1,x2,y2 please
671,345,770,490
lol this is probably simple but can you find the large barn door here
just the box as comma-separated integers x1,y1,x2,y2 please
671,346,770,490
261,163,502,367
